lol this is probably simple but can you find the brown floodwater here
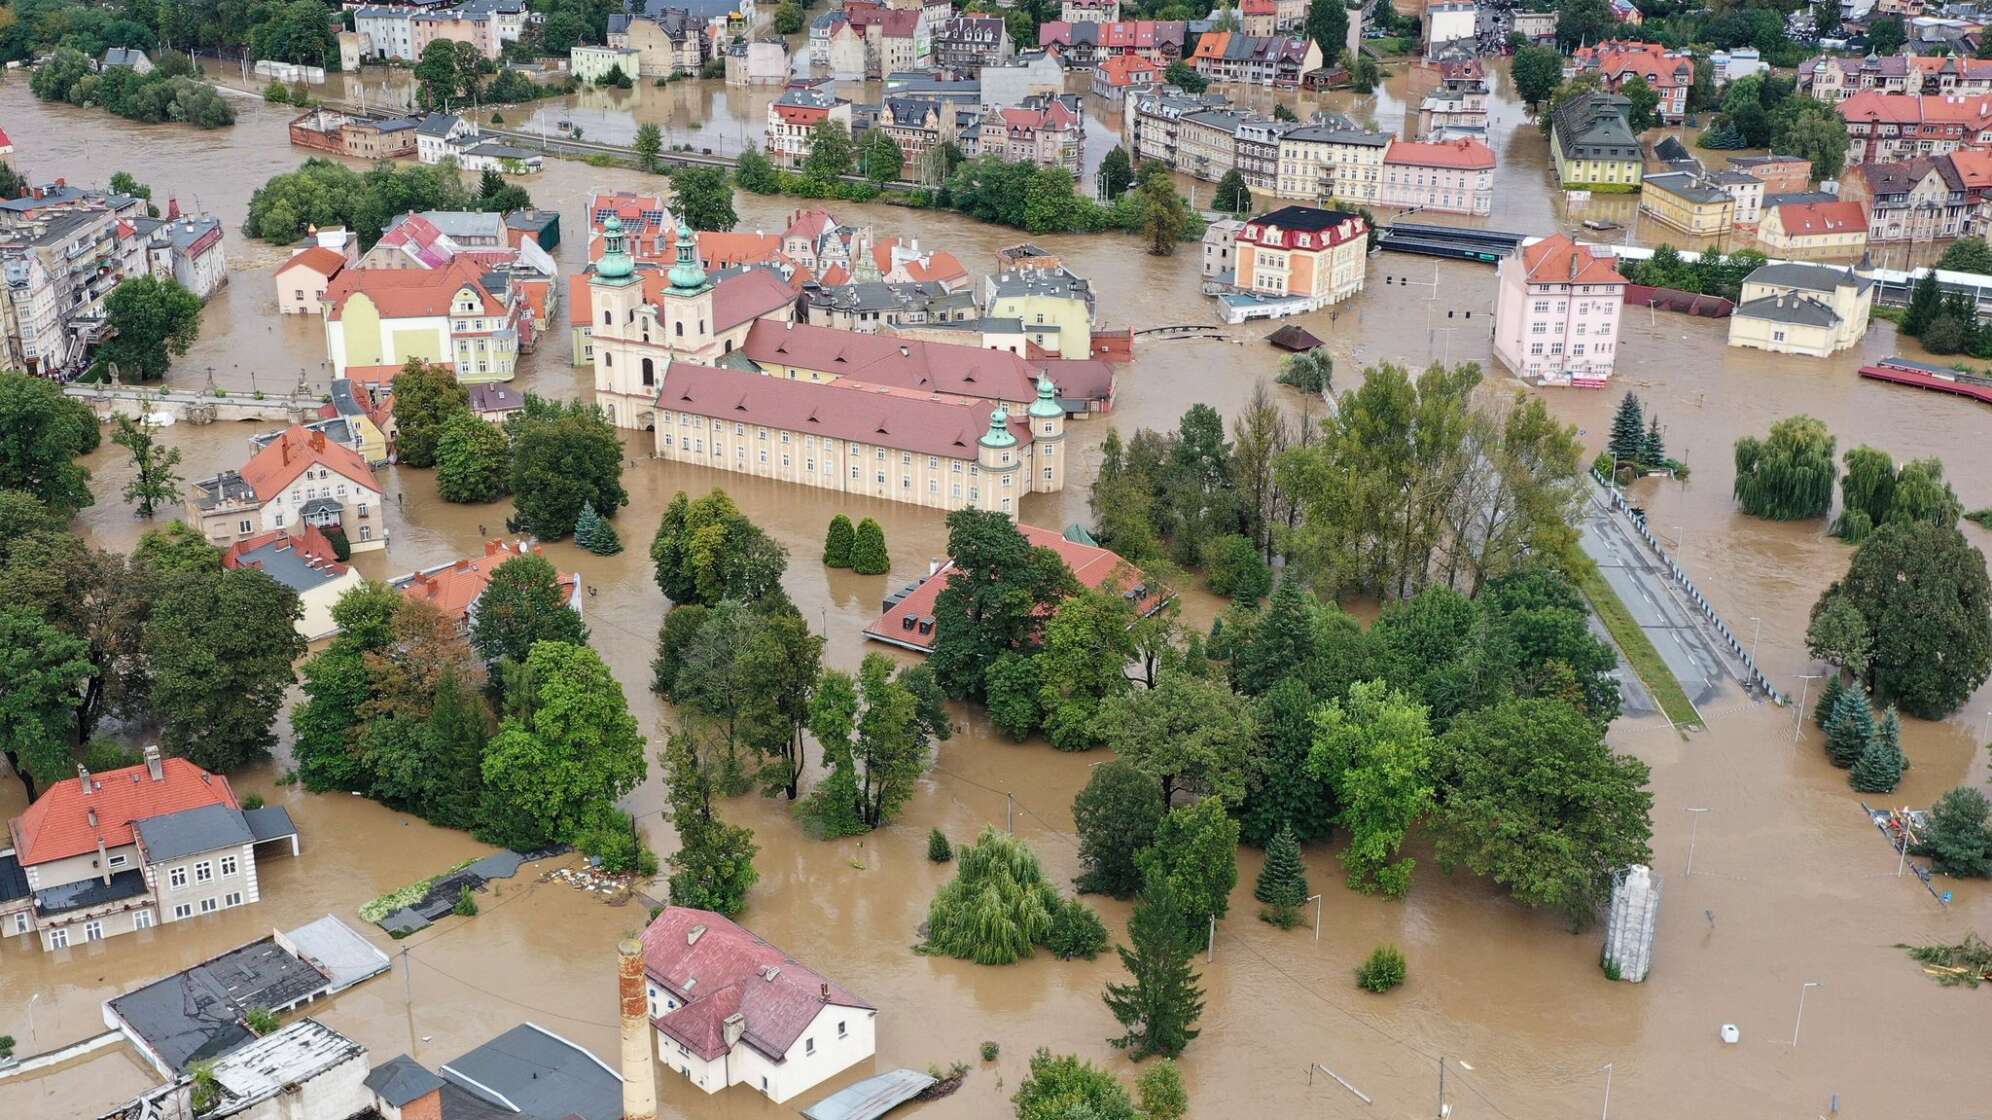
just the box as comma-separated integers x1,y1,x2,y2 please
1,72,1989,1120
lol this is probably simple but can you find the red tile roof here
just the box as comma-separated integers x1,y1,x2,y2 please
278,246,347,279
658,360,1024,460
1097,54,1162,85
1384,137,1496,170
324,258,501,321
10,758,238,866
863,524,1153,652
1518,234,1627,286
394,539,580,622
1838,90,1992,127
569,276,593,325
1949,147,1992,188
741,320,1039,400
222,525,347,576
641,907,873,1063
1771,200,1868,237
240,425,380,504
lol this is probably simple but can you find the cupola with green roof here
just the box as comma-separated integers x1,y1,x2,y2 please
667,219,711,294
979,405,1017,449
1028,373,1062,419
596,214,636,284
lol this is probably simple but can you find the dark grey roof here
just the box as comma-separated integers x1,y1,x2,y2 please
1763,190,1840,207
468,383,525,412
1643,171,1731,205
35,867,148,915
227,534,346,594
1552,92,1641,160
416,113,462,138
298,497,345,518
1653,136,1694,164
330,379,364,418
1253,205,1362,231
1745,261,1871,293
190,471,258,510
0,851,27,903
109,936,333,1072
244,805,299,844
439,1083,518,1120
364,1054,447,1107
440,1024,622,1120
102,47,150,68
1735,293,1841,326
134,803,255,863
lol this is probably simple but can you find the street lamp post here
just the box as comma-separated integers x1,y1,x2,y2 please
1306,893,1323,941
1748,616,1762,666
1792,981,1822,1047
1598,1062,1614,1120
1683,807,1711,877
1794,673,1824,742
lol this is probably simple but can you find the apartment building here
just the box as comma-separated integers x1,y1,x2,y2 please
933,15,1011,75
1379,138,1496,215
1800,50,1992,101
1572,40,1692,122
1418,59,1490,139
1491,233,1626,387
1727,260,1875,357
186,426,388,553
1233,205,1369,309
1187,31,1320,88
1548,92,1644,189
768,86,854,168
1,748,299,952
1274,114,1389,204
1756,200,1871,259
322,258,530,382
967,94,1084,174
608,7,708,77
0,183,148,377
1839,154,1981,241
1837,90,1992,163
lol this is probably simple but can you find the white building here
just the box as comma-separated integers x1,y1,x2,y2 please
353,6,418,61
111,1020,373,1120
139,214,229,301
639,907,877,1105
1491,233,1627,387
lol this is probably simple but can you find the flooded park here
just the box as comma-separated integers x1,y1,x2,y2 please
0,50,1987,1119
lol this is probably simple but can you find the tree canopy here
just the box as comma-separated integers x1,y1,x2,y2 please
1815,521,1991,718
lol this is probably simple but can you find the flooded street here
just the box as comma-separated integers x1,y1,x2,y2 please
1,69,1989,1119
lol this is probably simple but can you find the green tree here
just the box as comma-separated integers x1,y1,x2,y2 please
650,489,788,606
1771,103,1849,181
480,641,646,848
1100,144,1135,200
146,568,305,771
0,607,92,797
0,372,98,514
414,39,465,108
1937,237,1992,275
735,146,781,193
858,128,905,183
735,608,824,799
1513,44,1564,108
1213,168,1251,215
1822,682,1874,768
574,501,623,555
1254,823,1309,928
1103,874,1206,1060
985,651,1046,739
1869,15,1906,54
1430,699,1652,928
391,359,470,468
1641,415,1667,467
928,828,953,861
1304,0,1348,64
1277,349,1333,394
659,723,760,913
1620,74,1660,132
849,516,889,575
1309,679,1433,897
1915,787,1991,877
508,396,627,538
1047,897,1110,959
93,275,200,382
1238,676,1341,847
1012,1050,1138,1120
928,509,1077,699
1849,706,1904,793
1136,160,1196,256
773,1,805,33
1074,760,1165,897
1733,415,1837,520
671,166,738,232
434,411,509,503
924,827,1061,964
1138,797,1240,928
803,120,856,181
1162,59,1208,93
1099,671,1257,805
0,162,27,201
806,653,931,827
1608,392,1645,464
470,553,588,666
1901,270,1943,336
1204,534,1271,600
633,122,662,172
1136,1060,1188,1120
823,513,854,567
1818,521,1991,718
111,412,182,517
1036,588,1135,750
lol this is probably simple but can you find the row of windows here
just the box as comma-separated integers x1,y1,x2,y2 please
166,854,241,889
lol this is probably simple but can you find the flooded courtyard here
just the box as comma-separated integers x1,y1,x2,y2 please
0,65,1989,1119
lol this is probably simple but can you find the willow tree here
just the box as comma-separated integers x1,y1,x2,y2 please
1733,415,1836,520
1834,449,1960,542
923,828,1061,965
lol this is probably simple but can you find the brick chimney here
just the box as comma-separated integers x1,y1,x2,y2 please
617,939,657,1120
143,743,164,782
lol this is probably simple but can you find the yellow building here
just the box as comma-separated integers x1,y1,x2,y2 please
1638,171,1735,234
322,259,522,383
1726,260,1875,357
1275,117,1389,204
1755,201,1870,260
983,268,1095,358
1549,92,1644,190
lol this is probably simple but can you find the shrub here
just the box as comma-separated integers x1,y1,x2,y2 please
980,1040,1000,1061
244,1007,279,1035
241,794,266,811
927,828,953,862
0,1034,13,1059
453,886,479,916
922,828,1060,965
1357,945,1406,993
575,804,659,875
823,513,854,567
1046,897,1110,960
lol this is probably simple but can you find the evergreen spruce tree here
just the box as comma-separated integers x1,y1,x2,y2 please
1902,269,1942,336
1103,876,1206,1060
1641,415,1666,467
1850,706,1905,793
1254,824,1309,929
823,513,855,568
1812,673,1850,730
574,502,623,555
850,516,890,575
1823,684,1875,768
1608,393,1645,463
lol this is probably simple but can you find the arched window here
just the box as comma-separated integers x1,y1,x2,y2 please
602,309,611,326
642,357,655,387
724,339,733,354
675,321,684,337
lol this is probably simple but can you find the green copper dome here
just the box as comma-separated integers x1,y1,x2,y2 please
668,219,709,292
597,214,635,282
1028,373,1062,420
980,405,1017,450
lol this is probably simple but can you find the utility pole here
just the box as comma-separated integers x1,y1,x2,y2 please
1683,807,1711,877
401,947,418,1057
1794,673,1823,742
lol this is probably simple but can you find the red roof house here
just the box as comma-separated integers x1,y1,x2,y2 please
10,757,238,868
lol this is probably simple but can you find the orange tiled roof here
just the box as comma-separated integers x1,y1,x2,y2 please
1772,200,1868,236
324,258,501,321
1519,233,1627,286
1384,137,1495,170
397,540,580,621
239,426,379,504
9,758,238,866
278,246,347,279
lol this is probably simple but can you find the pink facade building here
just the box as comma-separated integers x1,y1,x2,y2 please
1492,234,1627,388
1379,138,1495,215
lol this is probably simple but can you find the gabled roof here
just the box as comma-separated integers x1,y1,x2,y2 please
365,1055,446,1107
133,803,255,863
325,257,501,320
1771,200,1868,236
740,319,1039,400
391,539,580,621
1518,234,1627,286
239,426,379,503
641,907,874,1063
222,527,350,593
11,757,238,866
440,1024,623,1120
1734,292,1841,327
277,246,347,279
1384,137,1495,169
1744,261,1870,293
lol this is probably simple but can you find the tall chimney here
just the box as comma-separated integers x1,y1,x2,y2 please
143,743,165,783
617,939,657,1120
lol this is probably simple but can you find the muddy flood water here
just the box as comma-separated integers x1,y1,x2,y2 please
0,69,1989,1120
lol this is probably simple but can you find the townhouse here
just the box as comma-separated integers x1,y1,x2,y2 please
1379,138,1496,216
322,257,531,382
1800,50,1992,101
572,42,643,82
1418,58,1490,140
983,266,1096,358
801,279,978,332
0,184,148,377
1092,53,1162,102
1036,20,1188,69
1638,168,1763,232
933,15,1011,75
1839,154,1976,241
768,86,855,169
186,426,388,552
287,109,422,159
1837,90,1992,163
724,36,792,85
967,94,1084,174
1187,31,1320,88
608,7,708,77
1491,234,1626,387
1572,40,1692,123
1726,153,1813,194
